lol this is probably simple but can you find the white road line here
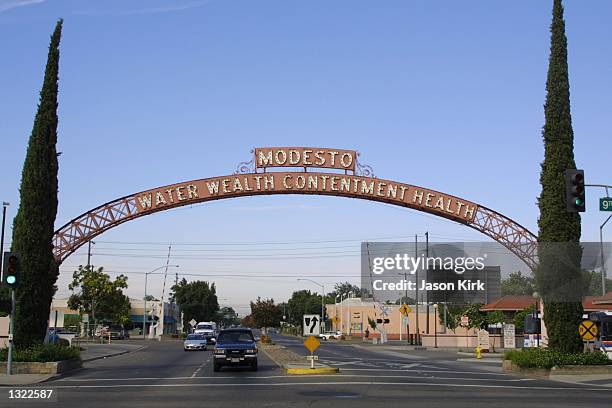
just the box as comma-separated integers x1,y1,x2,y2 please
191,356,211,378
22,381,612,392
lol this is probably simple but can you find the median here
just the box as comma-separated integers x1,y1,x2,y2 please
257,341,338,375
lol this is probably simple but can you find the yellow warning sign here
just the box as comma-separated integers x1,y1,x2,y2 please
304,335,321,353
399,304,412,316
579,320,598,341
331,316,340,325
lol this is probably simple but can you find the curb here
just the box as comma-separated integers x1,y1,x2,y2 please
285,366,339,375
82,345,147,363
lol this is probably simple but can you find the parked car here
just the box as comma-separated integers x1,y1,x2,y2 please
184,334,208,351
319,331,341,340
108,325,129,340
213,328,258,372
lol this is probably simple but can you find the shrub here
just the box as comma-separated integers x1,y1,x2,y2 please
504,348,611,369
0,343,81,363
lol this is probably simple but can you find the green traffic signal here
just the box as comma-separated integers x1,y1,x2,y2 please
575,198,583,206
3,252,21,288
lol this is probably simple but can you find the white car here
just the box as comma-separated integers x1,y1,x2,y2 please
319,331,342,340
184,334,208,351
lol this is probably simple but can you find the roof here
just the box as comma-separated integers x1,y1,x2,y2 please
480,296,534,312
481,293,612,312
593,292,612,305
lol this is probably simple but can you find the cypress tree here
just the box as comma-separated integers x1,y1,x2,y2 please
535,1,583,353
12,19,63,348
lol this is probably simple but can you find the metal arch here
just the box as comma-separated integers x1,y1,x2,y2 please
469,206,538,271
53,196,139,262
53,179,539,271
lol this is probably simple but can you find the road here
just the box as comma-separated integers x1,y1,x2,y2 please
1,334,611,407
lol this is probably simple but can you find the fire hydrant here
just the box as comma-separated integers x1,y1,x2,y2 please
476,345,482,359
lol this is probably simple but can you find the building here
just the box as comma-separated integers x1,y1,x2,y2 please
47,297,180,338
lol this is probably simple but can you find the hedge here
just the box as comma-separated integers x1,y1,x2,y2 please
504,348,611,369
0,343,80,363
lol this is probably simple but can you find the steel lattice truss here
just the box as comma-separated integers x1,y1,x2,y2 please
53,184,539,271
53,196,139,263
469,206,538,271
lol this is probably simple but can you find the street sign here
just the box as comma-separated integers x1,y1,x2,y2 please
600,197,612,211
399,304,411,316
331,316,340,325
477,329,490,351
303,335,321,353
82,314,89,323
303,314,321,336
460,315,469,327
503,323,516,349
189,318,197,327
579,320,598,340
305,355,319,361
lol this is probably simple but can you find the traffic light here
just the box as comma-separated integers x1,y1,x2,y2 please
3,252,21,289
564,169,585,212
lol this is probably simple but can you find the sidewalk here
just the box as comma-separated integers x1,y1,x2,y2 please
0,342,146,386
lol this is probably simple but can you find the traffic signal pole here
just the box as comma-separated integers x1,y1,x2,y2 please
7,288,15,375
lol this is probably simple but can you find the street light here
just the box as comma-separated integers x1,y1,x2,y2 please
433,304,438,348
144,265,179,339
297,278,325,332
532,291,540,348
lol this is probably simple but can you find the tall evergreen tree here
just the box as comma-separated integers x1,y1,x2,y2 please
535,1,583,353
11,20,63,347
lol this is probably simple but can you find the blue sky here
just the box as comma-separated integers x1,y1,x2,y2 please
1,1,611,314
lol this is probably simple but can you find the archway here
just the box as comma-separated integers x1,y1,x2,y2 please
53,147,537,270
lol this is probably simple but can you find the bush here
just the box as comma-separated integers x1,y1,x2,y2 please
0,343,81,363
504,348,611,369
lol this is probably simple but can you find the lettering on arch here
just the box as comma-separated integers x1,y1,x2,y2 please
134,172,478,223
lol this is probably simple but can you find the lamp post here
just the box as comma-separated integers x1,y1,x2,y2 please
297,278,325,332
335,295,340,332
433,304,438,348
532,291,540,348
144,265,179,339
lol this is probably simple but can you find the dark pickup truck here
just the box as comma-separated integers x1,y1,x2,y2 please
213,328,258,372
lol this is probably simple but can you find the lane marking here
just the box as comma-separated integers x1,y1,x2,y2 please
191,355,212,378
15,381,612,392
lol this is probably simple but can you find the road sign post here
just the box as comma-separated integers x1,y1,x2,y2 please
303,335,321,369
579,320,598,341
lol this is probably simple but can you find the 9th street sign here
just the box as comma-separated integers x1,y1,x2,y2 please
600,197,612,211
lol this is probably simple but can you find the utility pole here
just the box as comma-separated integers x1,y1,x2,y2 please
425,232,429,335
415,234,420,345
601,214,611,296
87,240,95,269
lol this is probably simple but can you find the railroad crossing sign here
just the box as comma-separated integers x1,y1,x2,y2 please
579,320,598,340
331,316,340,325
399,304,412,317
303,314,321,336
303,335,321,353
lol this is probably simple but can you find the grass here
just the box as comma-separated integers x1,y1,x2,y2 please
504,348,611,369
0,343,81,363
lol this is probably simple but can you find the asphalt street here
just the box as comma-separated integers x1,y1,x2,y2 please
1,335,611,408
